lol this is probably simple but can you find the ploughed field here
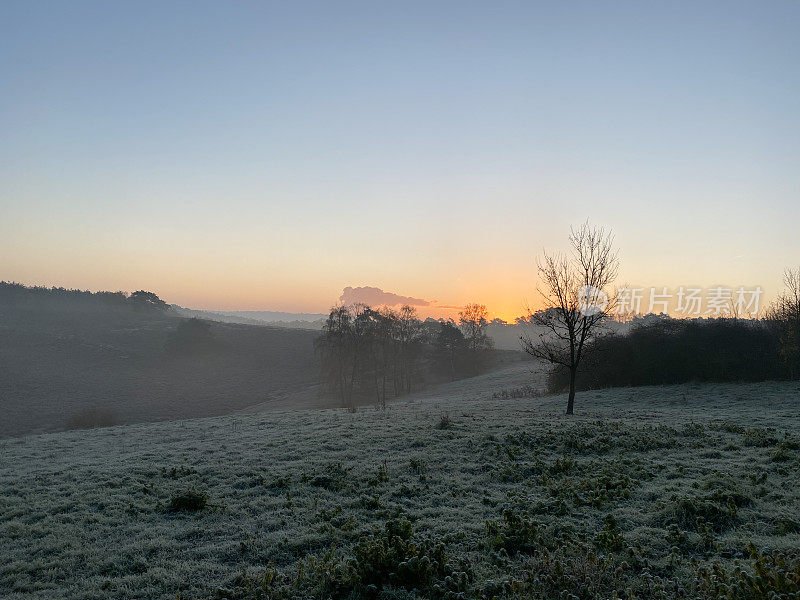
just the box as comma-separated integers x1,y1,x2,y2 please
2,364,800,599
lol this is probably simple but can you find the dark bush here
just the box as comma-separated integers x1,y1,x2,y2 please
436,413,452,430
522,545,634,600
694,545,800,599
231,518,462,599
486,507,542,555
659,495,738,532
775,518,800,536
167,488,208,512
594,514,625,552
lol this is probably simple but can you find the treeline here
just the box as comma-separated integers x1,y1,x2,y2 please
315,303,493,409
545,269,800,393
0,282,169,313
547,317,796,392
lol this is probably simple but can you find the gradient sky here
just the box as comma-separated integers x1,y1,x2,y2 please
2,1,799,320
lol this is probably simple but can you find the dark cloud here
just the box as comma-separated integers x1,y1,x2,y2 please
339,286,431,307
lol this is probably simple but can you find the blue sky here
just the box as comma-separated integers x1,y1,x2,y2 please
2,1,799,317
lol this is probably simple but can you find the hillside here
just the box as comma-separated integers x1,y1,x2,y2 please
171,306,327,330
0,286,322,438
2,364,799,599
0,284,526,439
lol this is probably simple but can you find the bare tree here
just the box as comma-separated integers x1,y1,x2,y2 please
777,267,800,316
767,267,800,378
521,222,620,415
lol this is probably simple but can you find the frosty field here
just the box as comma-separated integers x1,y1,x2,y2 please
2,363,800,599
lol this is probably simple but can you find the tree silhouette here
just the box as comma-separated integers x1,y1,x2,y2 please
521,222,619,415
458,303,493,375
128,290,168,311
433,319,467,382
768,267,800,378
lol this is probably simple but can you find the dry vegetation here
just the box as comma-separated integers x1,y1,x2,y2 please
2,363,800,599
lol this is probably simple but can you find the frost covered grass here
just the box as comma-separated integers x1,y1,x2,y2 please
2,365,800,599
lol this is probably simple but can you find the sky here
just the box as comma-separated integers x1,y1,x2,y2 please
2,1,799,321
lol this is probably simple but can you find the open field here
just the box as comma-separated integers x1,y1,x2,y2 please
2,363,800,599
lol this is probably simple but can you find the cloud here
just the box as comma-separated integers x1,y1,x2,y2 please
339,286,431,308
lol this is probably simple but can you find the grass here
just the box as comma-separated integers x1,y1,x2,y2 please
1,367,800,598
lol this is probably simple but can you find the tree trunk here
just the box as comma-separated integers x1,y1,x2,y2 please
566,366,577,415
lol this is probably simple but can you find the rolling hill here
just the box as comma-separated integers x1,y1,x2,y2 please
0,284,322,438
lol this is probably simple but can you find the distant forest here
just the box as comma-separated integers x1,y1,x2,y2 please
0,281,170,313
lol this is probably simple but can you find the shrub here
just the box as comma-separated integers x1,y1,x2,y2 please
548,456,575,476
162,466,197,479
408,458,426,474
268,475,290,490
492,386,540,399
659,495,738,532
701,477,752,509
309,462,350,491
486,507,542,556
658,477,749,534
775,518,800,536
665,523,691,553
694,545,800,599
229,520,464,599
340,519,464,597
351,519,446,590
521,544,636,600
164,317,219,355
547,464,634,509
594,514,625,552
771,443,796,462
709,421,745,434
743,427,780,447
166,488,208,512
